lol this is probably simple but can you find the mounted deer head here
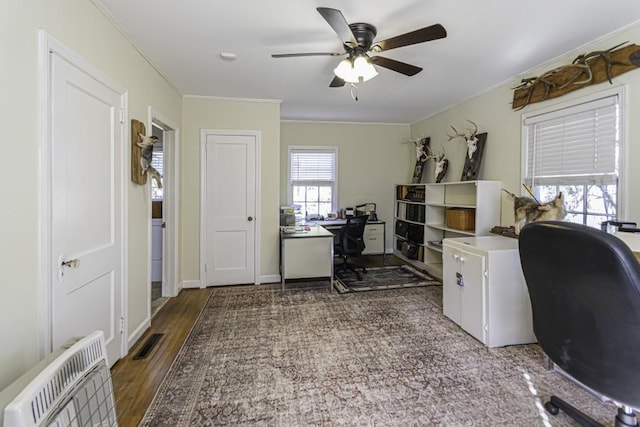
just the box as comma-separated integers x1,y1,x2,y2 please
428,145,448,183
411,137,429,162
447,120,479,160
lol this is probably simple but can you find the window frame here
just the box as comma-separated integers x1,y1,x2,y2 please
520,86,628,225
287,145,339,217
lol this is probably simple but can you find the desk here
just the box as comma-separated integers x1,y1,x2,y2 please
280,226,334,291
612,231,640,261
308,219,386,258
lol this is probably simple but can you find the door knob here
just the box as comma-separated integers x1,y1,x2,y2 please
58,256,80,280
248,216,253,221
61,258,80,268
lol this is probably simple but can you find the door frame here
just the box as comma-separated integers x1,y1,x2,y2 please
199,129,261,287
37,30,129,358
147,107,180,299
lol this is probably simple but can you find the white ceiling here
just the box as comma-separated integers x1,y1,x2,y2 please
93,0,640,124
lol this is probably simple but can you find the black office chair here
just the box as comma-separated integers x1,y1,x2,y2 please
518,221,640,427
334,215,368,281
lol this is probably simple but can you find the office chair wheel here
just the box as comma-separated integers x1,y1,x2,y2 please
544,401,559,416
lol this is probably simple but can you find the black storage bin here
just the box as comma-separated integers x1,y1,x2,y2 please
401,242,419,260
395,220,408,238
407,224,424,244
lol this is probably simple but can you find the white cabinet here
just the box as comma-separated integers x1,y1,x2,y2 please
321,221,386,255
393,181,501,279
280,226,334,291
362,223,385,255
443,236,536,347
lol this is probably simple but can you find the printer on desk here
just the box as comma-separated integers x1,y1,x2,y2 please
280,205,295,226
356,203,378,221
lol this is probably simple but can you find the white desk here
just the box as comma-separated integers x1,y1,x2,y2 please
280,226,334,291
610,231,640,262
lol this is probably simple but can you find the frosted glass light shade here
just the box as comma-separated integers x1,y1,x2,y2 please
334,59,357,82
354,56,378,82
333,55,378,83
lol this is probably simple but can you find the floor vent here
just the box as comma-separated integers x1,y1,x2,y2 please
134,333,163,360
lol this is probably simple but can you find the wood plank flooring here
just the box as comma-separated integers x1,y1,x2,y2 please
110,255,404,426
110,287,212,427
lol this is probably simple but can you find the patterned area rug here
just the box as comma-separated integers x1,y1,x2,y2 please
334,264,440,293
141,283,619,426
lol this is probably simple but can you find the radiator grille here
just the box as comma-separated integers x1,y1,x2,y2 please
3,331,118,427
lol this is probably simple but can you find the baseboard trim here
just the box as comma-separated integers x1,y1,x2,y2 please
180,280,201,289
260,274,280,284
128,317,151,350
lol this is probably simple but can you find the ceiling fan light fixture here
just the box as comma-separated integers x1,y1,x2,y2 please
334,58,357,83
333,55,377,83
354,55,378,82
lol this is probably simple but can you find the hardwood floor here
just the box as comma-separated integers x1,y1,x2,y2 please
110,255,404,426
111,287,212,427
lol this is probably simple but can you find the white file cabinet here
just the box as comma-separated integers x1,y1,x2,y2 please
442,236,536,347
362,223,385,255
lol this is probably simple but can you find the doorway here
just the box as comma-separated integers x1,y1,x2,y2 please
147,107,179,318
150,123,167,316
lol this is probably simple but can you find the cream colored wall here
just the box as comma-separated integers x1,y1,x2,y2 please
411,23,640,226
280,122,412,249
181,97,281,282
0,0,181,390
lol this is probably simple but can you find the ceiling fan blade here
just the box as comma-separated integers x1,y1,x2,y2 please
317,7,358,47
329,76,346,87
369,56,423,76
375,24,446,52
272,52,342,58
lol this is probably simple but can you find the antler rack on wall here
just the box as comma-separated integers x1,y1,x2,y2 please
512,43,640,110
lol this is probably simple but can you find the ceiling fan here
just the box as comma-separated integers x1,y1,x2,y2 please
271,7,447,88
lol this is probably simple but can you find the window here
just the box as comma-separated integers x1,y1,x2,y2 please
288,146,338,219
151,144,163,200
522,89,623,228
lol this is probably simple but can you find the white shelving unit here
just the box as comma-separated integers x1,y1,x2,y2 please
393,184,427,272
394,181,501,279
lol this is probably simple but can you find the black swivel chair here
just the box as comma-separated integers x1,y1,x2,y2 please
518,221,640,427
334,215,368,281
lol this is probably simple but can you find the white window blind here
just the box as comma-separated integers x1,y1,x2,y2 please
151,145,164,177
523,94,618,186
151,144,163,200
290,149,336,183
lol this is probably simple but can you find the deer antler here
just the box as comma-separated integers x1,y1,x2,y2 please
446,126,465,141
447,120,478,141
466,120,478,135
427,144,446,161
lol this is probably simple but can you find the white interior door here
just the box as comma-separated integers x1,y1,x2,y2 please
50,52,124,366
203,131,257,286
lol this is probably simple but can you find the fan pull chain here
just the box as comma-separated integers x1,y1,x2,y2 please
350,83,359,101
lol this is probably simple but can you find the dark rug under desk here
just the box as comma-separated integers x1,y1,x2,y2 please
334,264,440,293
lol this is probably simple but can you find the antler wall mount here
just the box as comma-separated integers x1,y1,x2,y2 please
447,120,487,181
512,42,640,110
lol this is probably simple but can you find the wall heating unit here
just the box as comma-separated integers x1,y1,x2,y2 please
0,330,117,426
